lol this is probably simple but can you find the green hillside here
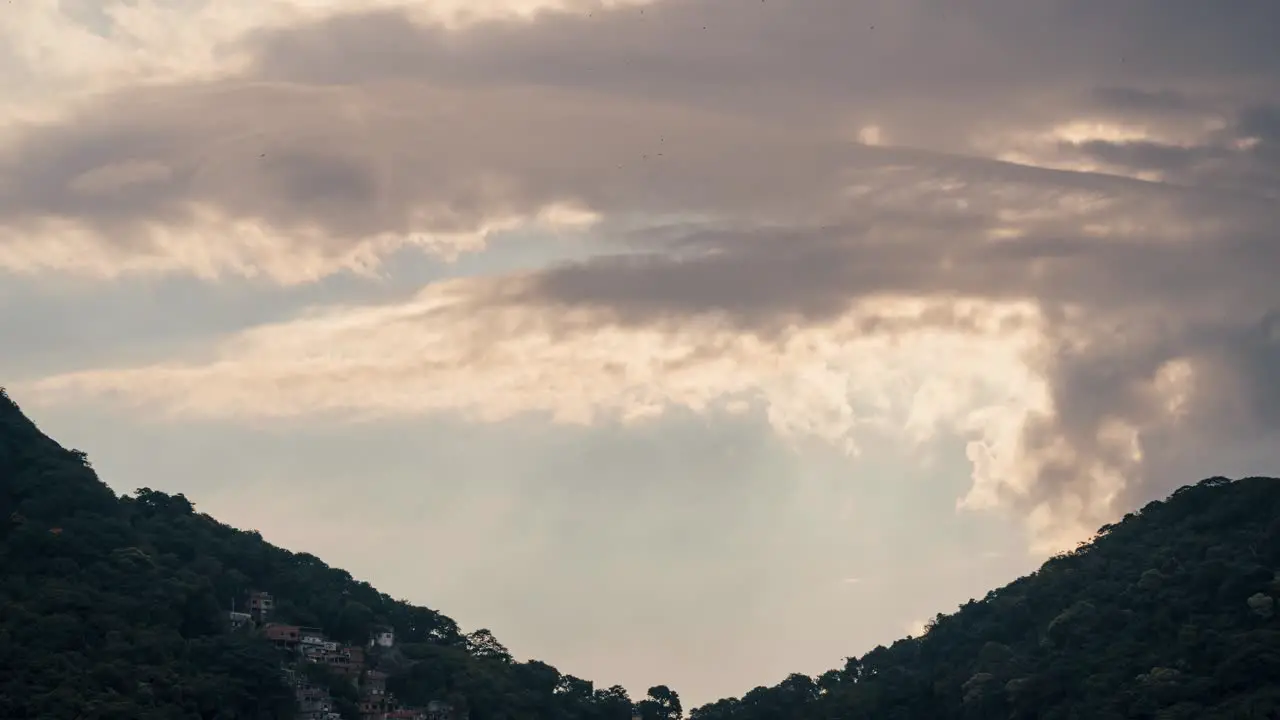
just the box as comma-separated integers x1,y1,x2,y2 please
687,480,1280,720
4,386,1280,720
0,389,679,720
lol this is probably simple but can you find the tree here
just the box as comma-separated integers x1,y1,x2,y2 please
594,684,634,720
465,628,514,663
335,600,376,644
639,685,683,720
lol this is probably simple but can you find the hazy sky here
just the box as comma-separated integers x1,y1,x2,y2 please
4,0,1280,708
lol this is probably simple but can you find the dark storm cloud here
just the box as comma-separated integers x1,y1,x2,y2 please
2,0,1279,253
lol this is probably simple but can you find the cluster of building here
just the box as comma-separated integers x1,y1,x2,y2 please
232,591,463,720
264,623,367,680
292,679,343,720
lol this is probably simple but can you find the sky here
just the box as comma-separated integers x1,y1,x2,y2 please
3,0,1280,708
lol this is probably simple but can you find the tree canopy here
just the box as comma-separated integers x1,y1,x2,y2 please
0,389,640,720
686,475,1280,720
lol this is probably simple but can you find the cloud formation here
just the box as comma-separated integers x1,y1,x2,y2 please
7,0,1280,549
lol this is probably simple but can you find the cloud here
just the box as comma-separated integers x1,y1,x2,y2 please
23,285,1048,450
8,0,1280,550
24,244,1280,551
4,0,1278,281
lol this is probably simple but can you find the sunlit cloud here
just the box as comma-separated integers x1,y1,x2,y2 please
11,282,1185,548
0,201,597,283
6,0,1280,553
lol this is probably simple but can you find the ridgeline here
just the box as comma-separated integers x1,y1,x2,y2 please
3,387,1279,720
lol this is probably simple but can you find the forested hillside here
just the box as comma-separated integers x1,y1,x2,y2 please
687,478,1280,720
0,389,677,720
4,385,1280,720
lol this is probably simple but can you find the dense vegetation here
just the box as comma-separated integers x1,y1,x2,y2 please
689,478,1280,720
0,389,678,720
4,385,1280,719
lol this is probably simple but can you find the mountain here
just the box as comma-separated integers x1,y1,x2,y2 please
687,481,1280,720
4,387,1280,720
0,389,682,720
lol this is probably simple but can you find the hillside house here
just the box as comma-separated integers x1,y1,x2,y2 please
427,700,464,720
363,670,388,697
296,685,336,719
360,696,392,720
369,626,395,648
248,590,274,622
227,610,252,629
314,646,360,677
264,623,301,647
300,627,327,646
302,645,333,666
347,645,366,667
330,653,359,675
